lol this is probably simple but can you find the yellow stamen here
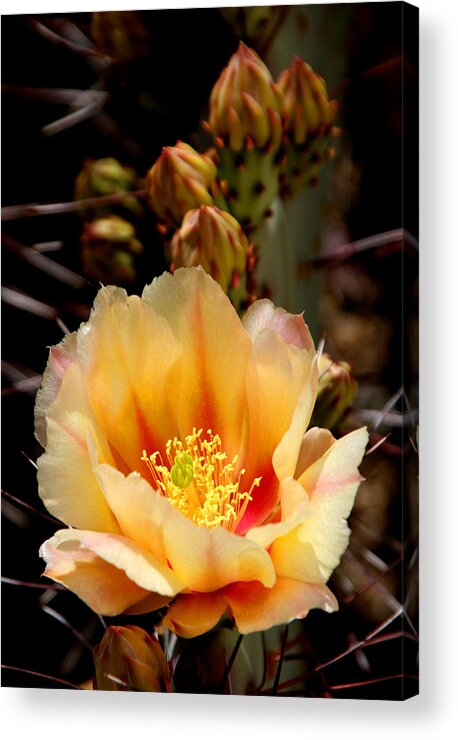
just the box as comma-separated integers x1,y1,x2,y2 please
141,428,260,531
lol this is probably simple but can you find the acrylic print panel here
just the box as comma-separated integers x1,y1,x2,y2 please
1,2,418,700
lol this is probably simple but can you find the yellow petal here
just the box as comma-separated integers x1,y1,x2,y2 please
271,427,368,583
223,578,338,634
77,285,181,472
294,427,335,478
34,331,77,447
40,535,157,616
95,463,276,593
94,465,171,563
162,593,228,638
37,362,121,533
162,508,276,592
142,267,252,461
271,351,318,482
41,529,184,600
245,478,310,549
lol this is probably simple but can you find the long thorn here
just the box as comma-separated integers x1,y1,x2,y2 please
219,633,244,694
1,663,81,689
272,623,289,695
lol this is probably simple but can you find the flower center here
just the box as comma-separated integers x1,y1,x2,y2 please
141,428,260,530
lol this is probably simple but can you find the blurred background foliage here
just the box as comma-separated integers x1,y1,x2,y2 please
2,3,418,699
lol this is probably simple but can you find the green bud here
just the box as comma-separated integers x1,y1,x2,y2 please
311,353,358,431
74,157,143,220
81,215,143,285
93,625,170,692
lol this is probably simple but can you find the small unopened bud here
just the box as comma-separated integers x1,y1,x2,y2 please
170,205,249,295
75,157,143,220
277,58,339,196
207,43,283,229
93,625,170,692
81,216,143,285
311,353,358,431
146,142,217,227
209,42,283,151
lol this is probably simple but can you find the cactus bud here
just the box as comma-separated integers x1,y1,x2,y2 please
208,43,283,230
210,42,282,151
93,625,170,692
170,205,249,298
81,215,143,285
277,58,339,197
146,142,217,227
311,353,358,431
74,157,143,220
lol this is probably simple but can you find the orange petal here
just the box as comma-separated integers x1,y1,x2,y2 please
76,285,181,472
162,593,228,638
240,335,317,530
223,578,338,634
271,427,369,583
123,593,172,615
37,363,121,533
95,464,276,593
142,267,252,461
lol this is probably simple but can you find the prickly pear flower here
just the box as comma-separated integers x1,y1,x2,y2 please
170,205,249,298
311,353,358,432
93,625,170,691
146,142,217,227
36,267,367,638
277,57,339,196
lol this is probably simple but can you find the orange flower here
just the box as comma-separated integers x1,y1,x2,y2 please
36,268,367,637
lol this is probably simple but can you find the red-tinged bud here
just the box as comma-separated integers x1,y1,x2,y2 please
170,205,249,297
146,142,217,227
277,58,339,196
209,43,283,151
